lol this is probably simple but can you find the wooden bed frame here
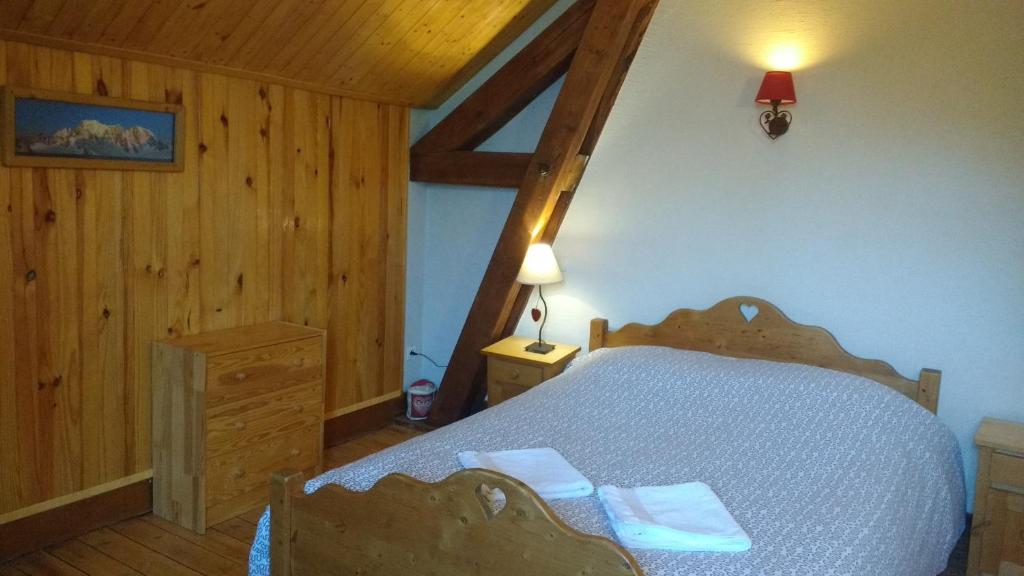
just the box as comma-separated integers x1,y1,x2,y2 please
269,296,942,575
591,296,940,413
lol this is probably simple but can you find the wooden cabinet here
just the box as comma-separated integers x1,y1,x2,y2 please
152,322,325,533
969,418,1024,576
481,336,580,406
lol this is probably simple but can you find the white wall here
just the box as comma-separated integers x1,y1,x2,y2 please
406,0,1024,510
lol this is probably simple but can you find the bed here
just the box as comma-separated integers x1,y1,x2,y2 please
249,296,965,575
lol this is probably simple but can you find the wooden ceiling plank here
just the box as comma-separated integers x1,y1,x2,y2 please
193,0,279,65
0,30,416,106
411,0,594,155
184,0,269,63
0,0,37,30
14,0,67,34
88,0,154,45
337,0,446,93
43,0,99,39
425,0,558,108
287,0,400,80
84,1,137,44
257,0,362,73
363,1,476,105
319,0,438,88
387,0,524,107
411,152,533,188
220,0,318,68
249,0,337,72
428,0,657,425
167,0,248,60
120,0,189,51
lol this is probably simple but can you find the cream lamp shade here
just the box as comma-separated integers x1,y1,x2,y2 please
516,243,563,285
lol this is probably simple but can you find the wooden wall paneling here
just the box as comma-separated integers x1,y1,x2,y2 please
28,43,83,501
329,98,384,412
0,39,409,519
197,71,232,331
326,99,407,415
382,103,408,409
280,88,331,329
0,39,16,515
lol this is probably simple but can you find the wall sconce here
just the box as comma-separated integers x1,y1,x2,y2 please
755,71,796,139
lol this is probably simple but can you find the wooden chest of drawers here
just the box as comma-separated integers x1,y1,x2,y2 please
152,322,325,533
969,418,1024,576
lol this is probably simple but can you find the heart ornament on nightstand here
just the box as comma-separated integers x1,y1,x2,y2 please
739,303,760,323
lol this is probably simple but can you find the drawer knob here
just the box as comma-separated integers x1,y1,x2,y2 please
293,405,304,413
292,358,305,368
510,369,520,380
235,372,248,381
231,468,246,479
289,448,301,457
234,421,247,431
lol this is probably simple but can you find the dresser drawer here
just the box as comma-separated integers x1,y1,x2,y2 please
991,453,1024,490
488,358,543,387
206,383,323,458
206,425,320,524
206,338,322,406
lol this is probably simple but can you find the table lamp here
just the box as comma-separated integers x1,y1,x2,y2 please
516,243,563,354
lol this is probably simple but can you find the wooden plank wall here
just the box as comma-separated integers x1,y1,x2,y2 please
0,40,408,518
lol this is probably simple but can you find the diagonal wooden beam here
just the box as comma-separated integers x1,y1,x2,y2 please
498,0,658,336
411,0,595,155
429,0,659,425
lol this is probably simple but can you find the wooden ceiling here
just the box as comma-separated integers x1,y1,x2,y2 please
0,0,558,107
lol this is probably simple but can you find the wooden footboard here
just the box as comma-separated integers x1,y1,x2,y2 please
270,468,643,576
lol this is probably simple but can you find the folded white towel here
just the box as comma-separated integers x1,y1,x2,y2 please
597,483,751,552
457,448,593,501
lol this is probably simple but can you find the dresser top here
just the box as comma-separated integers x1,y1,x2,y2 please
158,321,324,356
975,417,1024,453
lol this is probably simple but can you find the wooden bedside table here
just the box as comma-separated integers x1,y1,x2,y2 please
481,336,581,406
968,418,1024,576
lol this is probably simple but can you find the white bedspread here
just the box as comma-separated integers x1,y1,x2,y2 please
248,346,965,576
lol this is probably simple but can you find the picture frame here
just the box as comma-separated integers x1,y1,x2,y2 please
1,86,184,172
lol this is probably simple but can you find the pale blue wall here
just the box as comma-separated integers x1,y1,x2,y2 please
405,0,1024,510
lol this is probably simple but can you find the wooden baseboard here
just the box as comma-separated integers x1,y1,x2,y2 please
324,394,405,447
0,476,152,562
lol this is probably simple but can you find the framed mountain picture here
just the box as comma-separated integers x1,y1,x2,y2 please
1,86,183,171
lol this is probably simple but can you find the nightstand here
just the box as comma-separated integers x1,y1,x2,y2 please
968,418,1024,576
481,336,580,406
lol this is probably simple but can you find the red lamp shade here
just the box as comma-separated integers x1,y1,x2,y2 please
755,71,796,104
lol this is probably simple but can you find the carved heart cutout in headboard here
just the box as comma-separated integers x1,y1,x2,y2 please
739,303,759,323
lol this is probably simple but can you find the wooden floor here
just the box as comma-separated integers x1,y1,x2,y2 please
0,425,421,576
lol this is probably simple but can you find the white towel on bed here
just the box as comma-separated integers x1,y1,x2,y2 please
597,483,752,552
457,447,593,501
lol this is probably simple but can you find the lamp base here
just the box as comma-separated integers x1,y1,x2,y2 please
524,341,555,354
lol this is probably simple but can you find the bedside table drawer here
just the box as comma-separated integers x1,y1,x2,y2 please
992,453,1024,490
488,358,544,387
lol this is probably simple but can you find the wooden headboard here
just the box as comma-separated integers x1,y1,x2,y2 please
589,296,940,413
